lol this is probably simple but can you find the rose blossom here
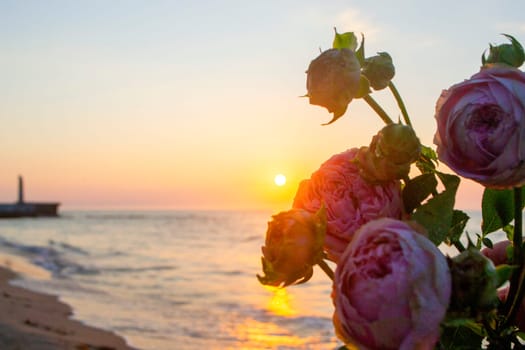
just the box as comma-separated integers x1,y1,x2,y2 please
293,148,403,262
332,218,451,350
257,208,326,287
434,65,525,189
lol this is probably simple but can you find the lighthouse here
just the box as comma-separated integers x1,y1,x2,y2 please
18,175,24,204
0,176,60,217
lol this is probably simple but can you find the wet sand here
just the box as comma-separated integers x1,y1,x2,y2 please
0,265,136,350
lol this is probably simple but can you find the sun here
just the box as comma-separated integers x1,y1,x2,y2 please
274,174,287,186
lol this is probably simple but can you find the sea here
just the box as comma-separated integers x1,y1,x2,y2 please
0,209,487,350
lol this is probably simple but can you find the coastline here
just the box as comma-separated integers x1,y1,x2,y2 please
0,263,136,350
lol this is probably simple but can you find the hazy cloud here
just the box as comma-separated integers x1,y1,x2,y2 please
334,8,381,43
494,21,525,35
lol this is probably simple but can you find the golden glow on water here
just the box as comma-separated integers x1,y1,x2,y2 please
222,287,324,349
230,318,318,350
264,286,296,317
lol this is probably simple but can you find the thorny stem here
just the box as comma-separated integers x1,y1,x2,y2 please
388,81,412,127
318,259,334,281
503,188,524,328
363,94,394,125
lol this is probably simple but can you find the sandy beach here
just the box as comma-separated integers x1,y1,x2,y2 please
0,264,136,350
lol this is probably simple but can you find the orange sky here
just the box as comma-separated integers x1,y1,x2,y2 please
1,1,519,211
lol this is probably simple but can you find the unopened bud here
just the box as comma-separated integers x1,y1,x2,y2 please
448,249,499,317
362,52,395,90
482,34,525,68
257,208,326,287
306,48,361,121
355,124,420,183
375,124,420,163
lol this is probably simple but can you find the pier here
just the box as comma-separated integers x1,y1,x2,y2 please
0,176,60,218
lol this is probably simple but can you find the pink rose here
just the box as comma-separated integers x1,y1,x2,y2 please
332,218,451,350
293,148,403,262
434,65,525,189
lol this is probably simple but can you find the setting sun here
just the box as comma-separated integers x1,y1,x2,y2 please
274,174,286,186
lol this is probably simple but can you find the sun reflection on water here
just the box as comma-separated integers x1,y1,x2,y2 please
265,286,296,317
218,286,337,350
222,286,339,349
231,318,317,350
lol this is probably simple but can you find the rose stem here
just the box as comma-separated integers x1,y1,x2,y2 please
503,187,524,328
318,259,334,281
388,81,412,127
363,94,394,125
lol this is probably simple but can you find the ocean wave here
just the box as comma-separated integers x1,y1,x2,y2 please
0,236,98,277
49,240,89,255
83,213,150,220
101,265,177,274
242,234,262,242
32,255,99,277
211,269,244,276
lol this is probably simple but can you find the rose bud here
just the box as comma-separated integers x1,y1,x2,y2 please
332,218,451,350
257,208,326,287
293,148,403,262
306,48,361,121
434,65,525,189
362,52,396,90
355,123,421,183
448,249,499,316
482,34,525,68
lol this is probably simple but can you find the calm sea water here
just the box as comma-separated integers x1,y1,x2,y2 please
0,210,491,349
0,210,343,350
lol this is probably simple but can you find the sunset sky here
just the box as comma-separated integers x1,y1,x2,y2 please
1,0,524,210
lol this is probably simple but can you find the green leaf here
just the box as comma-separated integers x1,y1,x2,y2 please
506,243,514,262
516,331,525,341
482,237,493,248
402,173,438,213
475,233,483,249
465,232,477,249
355,33,365,65
447,210,470,245
442,318,483,333
412,195,454,245
439,322,484,350
333,30,358,51
321,105,348,125
415,145,438,174
411,172,460,245
436,171,459,189
495,264,517,288
481,186,525,235
503,224,514,241
421,144,438,161
503,33,525,66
